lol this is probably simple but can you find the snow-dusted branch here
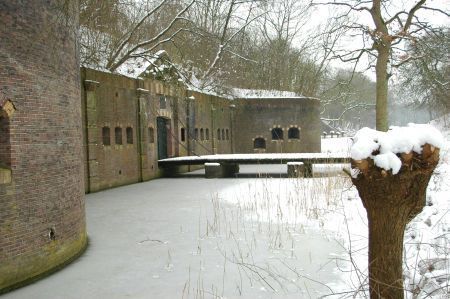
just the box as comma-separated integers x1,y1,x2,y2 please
200,4,265,82
321,103,375,122
108,0,196,72
106,0,167,70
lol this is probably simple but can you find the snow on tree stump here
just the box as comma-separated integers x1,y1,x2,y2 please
350,125,444,299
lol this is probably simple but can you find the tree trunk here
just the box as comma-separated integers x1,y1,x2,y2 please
351,145,440,299
375,46,389,132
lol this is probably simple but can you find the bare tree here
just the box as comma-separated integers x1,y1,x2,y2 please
314,0,449,131
198,0,265,87
320,69,376,131
397,27,450,116
80,0,196,73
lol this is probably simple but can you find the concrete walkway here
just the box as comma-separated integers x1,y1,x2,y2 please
3,167,346,299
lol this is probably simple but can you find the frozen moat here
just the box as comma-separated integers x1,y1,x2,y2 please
3,165,349,299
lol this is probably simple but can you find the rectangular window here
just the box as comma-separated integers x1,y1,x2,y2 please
115,127,122,145
206,129,209,141
217,129,221,140
102,127,110,146
148,127,154,143
126,127,133,144
0,116,11,169
181,128,186,142
159,95,166,109
288,127,300,139
226,129,229,140
195,128,199,140
271,128,283,140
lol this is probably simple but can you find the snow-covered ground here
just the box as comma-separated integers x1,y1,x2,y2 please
213,125,449,298
3,123,448,299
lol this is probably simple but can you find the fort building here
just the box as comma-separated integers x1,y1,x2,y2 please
80,67,321,192
1,1,320,292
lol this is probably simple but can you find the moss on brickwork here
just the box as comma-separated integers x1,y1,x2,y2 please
0,231,87,294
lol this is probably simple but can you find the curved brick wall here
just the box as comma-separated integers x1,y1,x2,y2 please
0,0,87,292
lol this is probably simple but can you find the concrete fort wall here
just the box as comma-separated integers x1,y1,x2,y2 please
0,0,87,292
233,97,321,153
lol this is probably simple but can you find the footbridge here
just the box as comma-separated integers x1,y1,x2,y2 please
158,153,350,178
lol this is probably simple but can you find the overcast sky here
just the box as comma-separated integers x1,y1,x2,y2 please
302,0,449,80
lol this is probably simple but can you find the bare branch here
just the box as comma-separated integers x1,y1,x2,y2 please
421,6,450,17
403,0,426,34
312,1,371,12
108,0,196,72
106,0,167,70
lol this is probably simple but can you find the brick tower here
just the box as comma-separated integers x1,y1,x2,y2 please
0,0,87,292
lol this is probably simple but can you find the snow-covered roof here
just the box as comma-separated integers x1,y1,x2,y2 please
159,153,350,164
232,88,316,101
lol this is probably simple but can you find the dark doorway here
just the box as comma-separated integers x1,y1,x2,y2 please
157,117,170,159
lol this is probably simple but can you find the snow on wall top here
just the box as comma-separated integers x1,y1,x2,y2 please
351,123,444,174
115,56,151,79
232,88,310,99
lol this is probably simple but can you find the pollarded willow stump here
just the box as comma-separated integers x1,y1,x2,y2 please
352,141,441,299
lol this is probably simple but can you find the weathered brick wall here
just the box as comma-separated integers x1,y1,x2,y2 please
210,95,233,154
233,98,321,153
0,0,86,292
188,91,233,155
80,70,322,190
82,69,199,191
141,79,185,178
82,68,141,191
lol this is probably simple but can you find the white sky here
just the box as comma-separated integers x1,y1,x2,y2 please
300,0,450,80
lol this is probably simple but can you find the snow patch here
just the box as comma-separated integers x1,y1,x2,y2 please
351,124,445,174
232,88,309,99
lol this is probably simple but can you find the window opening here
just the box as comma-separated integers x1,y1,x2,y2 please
181,128,186,142
206,129,209,140
0,115,11,169
115,127,123,144
102,127,111,146
148,127,155,143
288,127,300,139
200,128,204,141
253,138,266,149
0,98,14,178
217,129,221,140
271,128,283,140
126,127,133,144
159,95,166,109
